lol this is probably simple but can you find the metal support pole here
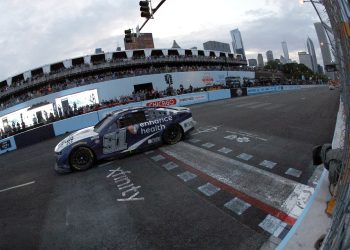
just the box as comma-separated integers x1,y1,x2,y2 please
139,0,167,31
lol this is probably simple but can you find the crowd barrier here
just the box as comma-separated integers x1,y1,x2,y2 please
0,85,321,154
15,124,55,149
54,112,100,136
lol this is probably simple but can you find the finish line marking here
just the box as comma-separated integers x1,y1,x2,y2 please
0,181,36,193
157,149,296,226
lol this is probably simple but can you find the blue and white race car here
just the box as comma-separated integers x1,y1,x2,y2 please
54,106,195,173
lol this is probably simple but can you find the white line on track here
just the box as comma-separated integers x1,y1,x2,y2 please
226,130,268,142
0,181,36,193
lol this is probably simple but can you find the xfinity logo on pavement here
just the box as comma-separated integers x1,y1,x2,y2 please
107,167,144,202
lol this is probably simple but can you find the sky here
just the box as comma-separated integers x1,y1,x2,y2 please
0,0,322,81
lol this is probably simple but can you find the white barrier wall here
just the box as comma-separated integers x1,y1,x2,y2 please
0,70,254,118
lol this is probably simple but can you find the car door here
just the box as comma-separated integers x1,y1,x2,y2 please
118,111,148,150
103,111,147,155
102,118,128,155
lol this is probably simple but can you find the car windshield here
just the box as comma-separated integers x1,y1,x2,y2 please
93,114,114,133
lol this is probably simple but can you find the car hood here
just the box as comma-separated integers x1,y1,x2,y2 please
54,126,98,153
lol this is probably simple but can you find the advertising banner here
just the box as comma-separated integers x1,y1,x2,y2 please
0,136,16,155
230,88,248,98
177,93,209,106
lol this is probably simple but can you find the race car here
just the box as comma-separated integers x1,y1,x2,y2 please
54,106,195,173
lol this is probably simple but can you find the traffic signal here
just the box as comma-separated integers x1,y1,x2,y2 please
169,75,173,85
164,74,173,85
139,1,151,18
124,29,132,43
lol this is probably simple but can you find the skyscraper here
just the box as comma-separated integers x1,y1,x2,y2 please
314,22,332,67
248,59,257,67
266,50,274,62
203,41,231,53
307,37,318,73
298,52,313,71
257,54,264,67
230,29,246,59
280,55,287,64
281,41,290,62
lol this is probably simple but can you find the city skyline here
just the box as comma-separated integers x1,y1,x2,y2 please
0,0,321,80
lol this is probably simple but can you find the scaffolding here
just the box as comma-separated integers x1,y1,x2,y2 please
309,0,350,249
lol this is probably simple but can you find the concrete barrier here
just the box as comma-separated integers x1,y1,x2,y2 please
53,112,100,136
0,86,322,155
15,124,56,149
208,89,231,101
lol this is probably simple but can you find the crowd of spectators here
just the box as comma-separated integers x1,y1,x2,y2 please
0,63,245,111
0,83,226,140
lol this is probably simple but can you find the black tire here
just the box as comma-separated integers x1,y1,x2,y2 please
163,124,183,145
69,147,95,171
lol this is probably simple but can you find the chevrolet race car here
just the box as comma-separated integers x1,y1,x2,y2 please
54,106,195,173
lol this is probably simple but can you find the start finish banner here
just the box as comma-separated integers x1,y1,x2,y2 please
143,92,209,107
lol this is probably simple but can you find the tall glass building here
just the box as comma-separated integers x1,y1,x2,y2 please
230,29,246,59
257,54,264,67
281,41,290,62
307,37,318,73
266,50,274,62
314,22,332,67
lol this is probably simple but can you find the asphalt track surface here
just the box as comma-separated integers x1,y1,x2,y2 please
0,86,339,249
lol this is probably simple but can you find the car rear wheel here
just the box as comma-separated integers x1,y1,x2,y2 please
163,124,183,145
70,147,95,171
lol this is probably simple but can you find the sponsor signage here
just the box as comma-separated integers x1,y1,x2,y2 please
0,139,11,151
178,93,208,106
202,73,214,85
0,136,16,155
145,98,177,107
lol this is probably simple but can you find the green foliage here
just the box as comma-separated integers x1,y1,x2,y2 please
265,62,327,80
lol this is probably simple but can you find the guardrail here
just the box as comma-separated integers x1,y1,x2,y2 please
0,85,321,155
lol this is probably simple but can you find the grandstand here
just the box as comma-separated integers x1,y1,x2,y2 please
0,48,252,137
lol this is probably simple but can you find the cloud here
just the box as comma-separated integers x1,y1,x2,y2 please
0,0,324,80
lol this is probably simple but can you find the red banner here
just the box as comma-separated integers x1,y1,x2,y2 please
145,98,177,107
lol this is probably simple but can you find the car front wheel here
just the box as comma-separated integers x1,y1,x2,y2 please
163,124,183,145
69,147,95,171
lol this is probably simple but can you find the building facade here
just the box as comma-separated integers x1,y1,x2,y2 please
307,37,318,73
248,59,257,67
281,41,290,62
125,33,155,50
230,29,246,59
298,52,313,71
266,50,274,62
257,54,264,67
203,41,231,53
314,22,332,67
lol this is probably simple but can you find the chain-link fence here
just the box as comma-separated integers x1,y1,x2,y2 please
315,0,350,249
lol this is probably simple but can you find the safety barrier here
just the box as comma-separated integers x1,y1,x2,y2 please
0,85,321,154
53,112,100,136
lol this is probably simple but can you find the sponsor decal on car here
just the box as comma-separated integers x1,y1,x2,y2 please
148,137,161,144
